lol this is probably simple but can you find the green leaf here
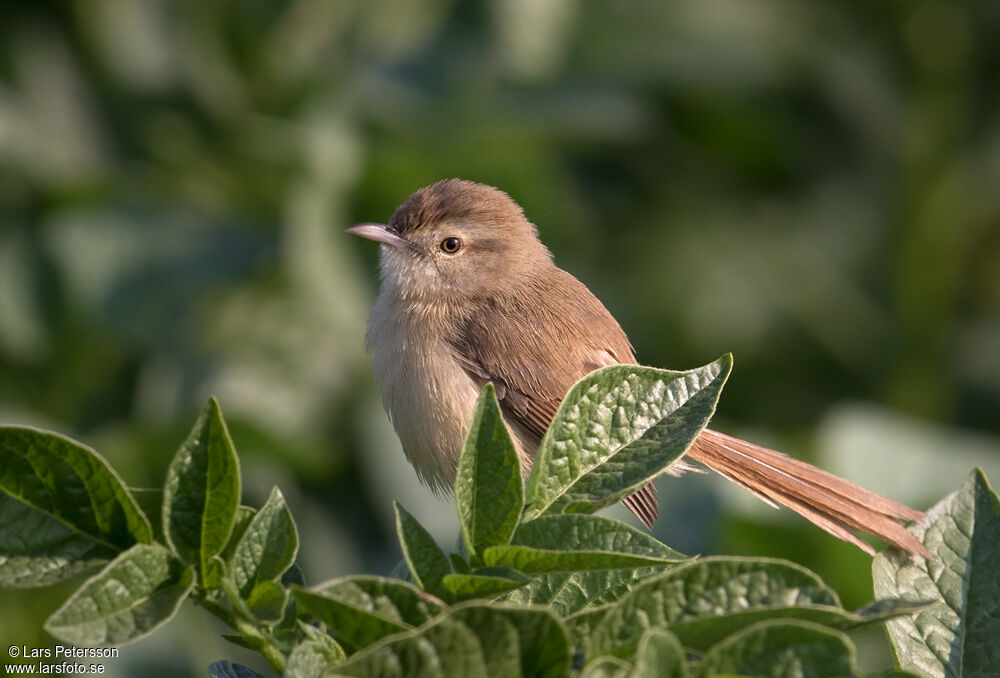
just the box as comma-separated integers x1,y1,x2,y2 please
483,514,687,573
162,397,241,587
394,501,450,597
630,628,688,678
226,487,298,598
44,543,194,646
0,492,117,587
450,553,472,574
330,603,569,678
442,568,531,601
0,427,152,559
692,620,860,678
312,575,445,627
589,557,839,659
524,355,732,519
873,468,1000,678
221,505,257,562
285,623,346,678
292,576,443,652
330,616,489,677
245,580,287,621
503,565,674,616
447,604,571,678
455,384,524,560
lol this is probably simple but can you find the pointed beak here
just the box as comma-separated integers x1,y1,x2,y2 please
345,223,412,250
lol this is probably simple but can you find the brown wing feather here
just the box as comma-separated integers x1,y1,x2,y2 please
449,268,659,526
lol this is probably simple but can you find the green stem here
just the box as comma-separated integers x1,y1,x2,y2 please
199,597,287,674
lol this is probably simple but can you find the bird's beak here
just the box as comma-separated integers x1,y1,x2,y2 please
345,223,412,250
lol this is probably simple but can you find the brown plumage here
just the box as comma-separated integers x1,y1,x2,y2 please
353,179,928,557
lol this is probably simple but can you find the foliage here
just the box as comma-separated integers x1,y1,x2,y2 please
2,358,997,676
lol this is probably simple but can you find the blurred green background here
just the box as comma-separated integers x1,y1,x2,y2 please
1,0,998,675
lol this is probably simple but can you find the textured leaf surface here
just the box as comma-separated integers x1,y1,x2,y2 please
313,575,445,627
524,356,731,519
483,514,686,573
326,616,488,677
503,565,674,616
285,623,346,678
873,469,1000,678
0,427,152,558
394,501,450,598
162,397,240,586
226,486,298,598
455,384,523,560
44,543,193,646
0,492,116,587
328,603,569,678
692,620,859,678
589,557,839,658
631,628,687,677
292,585,411,652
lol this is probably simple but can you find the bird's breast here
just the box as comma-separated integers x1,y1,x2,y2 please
367,295,481,493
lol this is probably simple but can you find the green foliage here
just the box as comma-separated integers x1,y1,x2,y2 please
873,469,1000,678
0,365,995,676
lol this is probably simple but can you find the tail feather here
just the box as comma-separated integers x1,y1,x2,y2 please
687,429,929,557
622,483,658,528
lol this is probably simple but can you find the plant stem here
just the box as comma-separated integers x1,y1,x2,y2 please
199,597,287,674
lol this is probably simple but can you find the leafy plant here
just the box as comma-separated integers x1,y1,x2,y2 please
1,356,996,677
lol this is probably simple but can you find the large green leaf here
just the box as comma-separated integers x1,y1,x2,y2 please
0,427,152,560
503,565,674,616
873,469,1000,678
524,356,731,519
162,397,241,587
312,575,445,627
448,604,572,678
455,384,524,560
44,543,194,646
285,623,346,678
328,603,569,678
328,616,489,678
692,620,859,678
630,628,688,678
226,486,298,598
589,557,839,659
292,586,411,652
483,514,686,573
0,492,117,587
394,501,450,598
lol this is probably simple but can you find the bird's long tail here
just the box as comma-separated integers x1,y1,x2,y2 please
686,428,929,557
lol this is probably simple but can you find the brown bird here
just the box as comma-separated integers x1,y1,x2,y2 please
348,179,927,557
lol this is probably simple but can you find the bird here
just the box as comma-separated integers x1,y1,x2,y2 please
347,178,927,557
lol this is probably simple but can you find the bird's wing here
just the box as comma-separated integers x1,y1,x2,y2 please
448,269,659,526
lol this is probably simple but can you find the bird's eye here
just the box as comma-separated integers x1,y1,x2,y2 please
440,237,462,253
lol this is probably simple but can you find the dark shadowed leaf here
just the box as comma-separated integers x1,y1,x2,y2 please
0,426,152,582
873,469,1000,678
524,356,731,519
292,585,411,653
455,384,524,560
162,397,240,588
44,543,193,646
207,661,267,678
